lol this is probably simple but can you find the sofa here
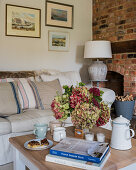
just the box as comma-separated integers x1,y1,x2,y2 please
0,70,115,165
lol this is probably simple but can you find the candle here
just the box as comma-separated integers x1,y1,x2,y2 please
97,133,105,142
85,133,94,141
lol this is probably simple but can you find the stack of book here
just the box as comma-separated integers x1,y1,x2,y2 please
45,137,110,170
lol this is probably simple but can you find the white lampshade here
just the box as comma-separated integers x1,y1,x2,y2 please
84,40,112,59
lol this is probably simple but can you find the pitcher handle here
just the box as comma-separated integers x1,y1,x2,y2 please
34,129,37,135
128,129,135,139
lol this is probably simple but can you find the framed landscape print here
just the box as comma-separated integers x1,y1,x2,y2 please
48,31,70,51
46,1,74,29
6,4,41,38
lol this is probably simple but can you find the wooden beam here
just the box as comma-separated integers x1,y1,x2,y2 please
111,40,136,54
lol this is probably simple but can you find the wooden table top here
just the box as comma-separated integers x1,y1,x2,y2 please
9,126,136,170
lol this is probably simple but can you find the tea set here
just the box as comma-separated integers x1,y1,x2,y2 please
33,115,135,150
33,121,66,142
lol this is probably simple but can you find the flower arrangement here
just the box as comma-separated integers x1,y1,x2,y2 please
51,83,110,130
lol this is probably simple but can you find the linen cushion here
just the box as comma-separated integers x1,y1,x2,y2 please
34,69,61,76
0,82,22,116
40,71,81,87
40,74,72,88
0,78,36,110
7,109,55,133
29,79,62,109
60,71,81,87
17,78,36,110
0,118,11,135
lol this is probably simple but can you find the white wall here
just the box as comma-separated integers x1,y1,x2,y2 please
0,0,92,73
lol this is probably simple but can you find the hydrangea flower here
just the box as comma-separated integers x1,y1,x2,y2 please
51,84,110,129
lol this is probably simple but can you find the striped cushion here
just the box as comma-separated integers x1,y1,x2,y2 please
17,78,36,110
29,79,62,110
0,78,36,110
0,82,22,116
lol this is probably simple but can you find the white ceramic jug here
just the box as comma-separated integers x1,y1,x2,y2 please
110,115,135,150
53,127,66,142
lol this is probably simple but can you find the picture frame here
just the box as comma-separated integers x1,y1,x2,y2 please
48,31,70,52
46,1,74,29
6,4,41,38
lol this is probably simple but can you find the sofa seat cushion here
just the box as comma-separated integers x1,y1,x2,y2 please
6,109,55,133
0,118,11,135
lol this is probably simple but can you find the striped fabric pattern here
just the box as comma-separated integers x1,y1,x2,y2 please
28,81,44,110
17,78,36,110
9,82,22,114
28,79,62,110
0,82,22,116
0,78,36,110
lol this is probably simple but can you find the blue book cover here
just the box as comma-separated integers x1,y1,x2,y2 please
50,137,109,163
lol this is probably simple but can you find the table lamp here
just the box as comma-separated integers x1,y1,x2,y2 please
84,40,112,81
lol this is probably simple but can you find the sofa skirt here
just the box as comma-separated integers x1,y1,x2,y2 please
0,131,33,165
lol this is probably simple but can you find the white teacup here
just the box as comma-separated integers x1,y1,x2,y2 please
53,127,66,142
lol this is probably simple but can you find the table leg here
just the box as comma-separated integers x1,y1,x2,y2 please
13,147,26,170
13,146,39,170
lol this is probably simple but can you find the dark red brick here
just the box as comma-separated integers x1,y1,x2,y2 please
127,29,133,33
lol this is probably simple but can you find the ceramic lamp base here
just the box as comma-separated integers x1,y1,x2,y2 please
88,60,107,81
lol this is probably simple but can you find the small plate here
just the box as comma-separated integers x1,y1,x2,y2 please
24,138,53,150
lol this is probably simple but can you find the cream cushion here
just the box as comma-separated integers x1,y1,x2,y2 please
0,82,22,116
41,71,81,87
29,79,62,109
0,118,11,135
0,78,36,110
7,109,55,133
60,71,81,87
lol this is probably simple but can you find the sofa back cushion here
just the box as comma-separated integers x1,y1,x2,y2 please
0,78,36,110
0,82,22,116
40,71,81,88
17,78,36,110
29,79,62,110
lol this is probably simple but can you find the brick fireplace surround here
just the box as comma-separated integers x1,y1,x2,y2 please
92,0,136,114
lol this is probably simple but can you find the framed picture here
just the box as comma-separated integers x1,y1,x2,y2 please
46,1,74,29
48,31,70,51
6,4,41,38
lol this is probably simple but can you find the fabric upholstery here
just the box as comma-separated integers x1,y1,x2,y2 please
17,78,36,109
0,71,35,78
0,78,36,110
7,109,55,133
40,74,72,87
60,71,81,87
29,79,62,109
0,118,11,135
40,71,81,87
0,82,22,116
34,69,61,76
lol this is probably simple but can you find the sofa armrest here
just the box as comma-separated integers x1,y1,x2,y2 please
85,84,116,108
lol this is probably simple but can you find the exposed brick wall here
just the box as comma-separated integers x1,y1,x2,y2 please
93,0,136,42
92,0,136,98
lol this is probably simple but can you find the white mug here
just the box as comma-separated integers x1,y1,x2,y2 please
53,127,66,142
